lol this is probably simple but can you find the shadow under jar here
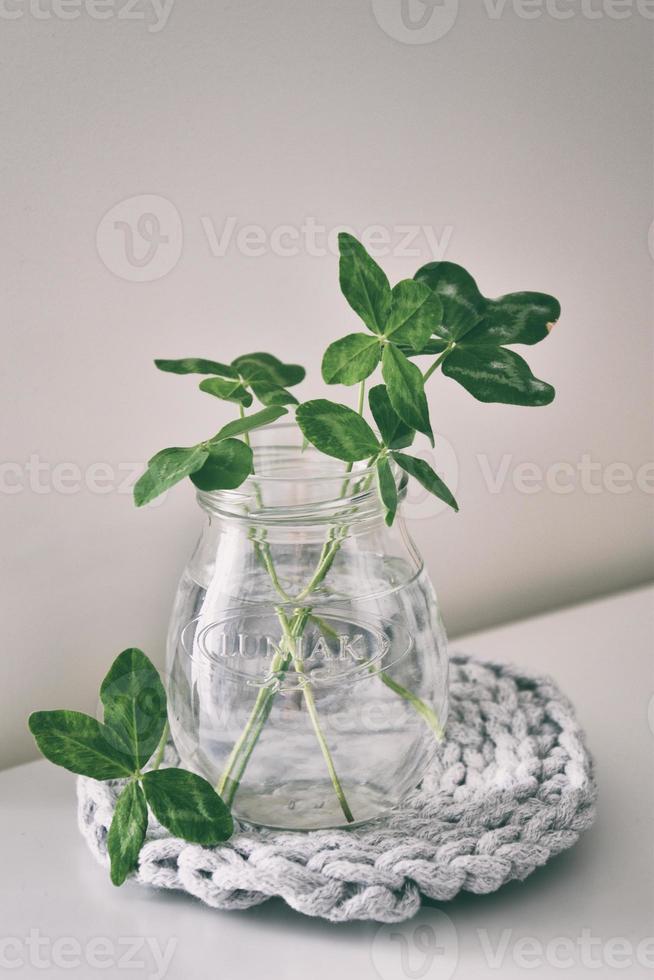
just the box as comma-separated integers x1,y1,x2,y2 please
166,423,449,830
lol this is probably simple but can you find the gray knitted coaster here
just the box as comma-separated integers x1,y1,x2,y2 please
76,654,597,923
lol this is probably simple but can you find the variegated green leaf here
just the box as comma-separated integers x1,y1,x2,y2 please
385,280,443,350
296,399,381,462
28,711,134,779
376,456,398,526
322,333,382,385
413,261,485,341
232,352,305,387
338,233,392,335
211,406,288,442
381,345,433,445
107,780,147,886
392,452,459,512
250,381,298,406
368,385,414,450
134,445,209,507
141,768,233,845
398,338,450,357
199,377,253,407
189,438,253,491
154,358,239,379
100,648,167,770
462,292,561,347
442,346,555,406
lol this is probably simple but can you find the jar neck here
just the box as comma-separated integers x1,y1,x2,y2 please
196,473,407,529
195,428,408,528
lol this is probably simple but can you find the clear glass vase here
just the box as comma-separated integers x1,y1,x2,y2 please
166,423,448,830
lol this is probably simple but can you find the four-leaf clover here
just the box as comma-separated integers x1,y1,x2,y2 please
321,233,441,443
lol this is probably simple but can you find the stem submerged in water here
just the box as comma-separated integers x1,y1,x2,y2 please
215,403,443,816
277,607,354,823
151,720,169,772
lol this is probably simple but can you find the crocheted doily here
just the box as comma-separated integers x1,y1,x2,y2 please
77,654,597,923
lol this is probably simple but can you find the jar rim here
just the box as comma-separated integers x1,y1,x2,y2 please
216,422,379,484
195,422,403,524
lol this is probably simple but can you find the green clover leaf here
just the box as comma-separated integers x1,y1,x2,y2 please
376,456,398,526
133,445,210,507
100,648,167,771
338,232,392,335
28,711,134,779
141,768,234,845
442,346,555,406
384,279,443,351
392,452,459,513
107,780,148,886
155,352,305,410
368,384,414,451
414,261,559,405
189,438,254,491
296,399,381,462
326,242,445,389
29,649,235,887
381,345,433,445
322,333,382,385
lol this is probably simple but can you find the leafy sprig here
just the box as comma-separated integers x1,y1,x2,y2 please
156,351,305,407
132,232,559,524
322,233,439,442
295,233,558,521
28,649,233,886
133,405,287,506
295,394,459,526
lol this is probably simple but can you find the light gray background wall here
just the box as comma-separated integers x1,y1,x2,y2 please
2,0,652,771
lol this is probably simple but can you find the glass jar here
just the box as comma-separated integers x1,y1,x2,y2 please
166,423,448,830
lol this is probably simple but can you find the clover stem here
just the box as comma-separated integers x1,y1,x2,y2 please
217,646,292,804
216,403,438,814
240,405,295,602
357,378,366,416
276,607,354,823
150,721,169,771
423,344,454,383
378,673,444,740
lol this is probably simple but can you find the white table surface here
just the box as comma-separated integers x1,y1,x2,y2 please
1,585,653,979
